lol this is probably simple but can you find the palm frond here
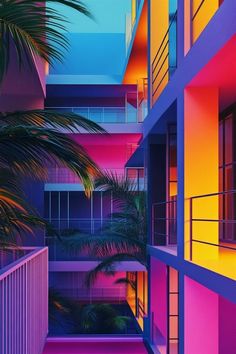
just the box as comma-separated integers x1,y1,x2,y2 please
0,110,106,133
0,125,101,195
114,277,136,289
0,0,91,81
62,232,145,259
86,253,147,287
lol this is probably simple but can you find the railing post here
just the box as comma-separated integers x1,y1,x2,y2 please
190,197,193,261
151,204,154,245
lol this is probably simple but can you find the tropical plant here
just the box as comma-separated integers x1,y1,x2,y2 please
0,1,106,246
49,288,131,335
62,171,147,285
0,0,92,82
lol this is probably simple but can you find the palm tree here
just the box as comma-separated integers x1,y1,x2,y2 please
0,1,106,245
0,0,92,82
62,172,147,285
49,288,131,335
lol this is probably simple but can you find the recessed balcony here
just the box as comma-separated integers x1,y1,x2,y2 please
188,189,236,280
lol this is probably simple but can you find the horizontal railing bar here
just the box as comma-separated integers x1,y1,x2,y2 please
153,200,177,206
192,218,236,223
153,218,177,221
190,189,236,200
192,239,236,251
0,247,47,281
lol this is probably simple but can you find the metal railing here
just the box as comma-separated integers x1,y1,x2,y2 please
0,247,48,354
54,287,126,303
45,106,138,124
191,0,224,44
46,168,126,184
152,199,177,246
189,190,236,260
152,10,177,101
46,218,113,234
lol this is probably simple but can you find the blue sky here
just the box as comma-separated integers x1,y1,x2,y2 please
53,0,131,33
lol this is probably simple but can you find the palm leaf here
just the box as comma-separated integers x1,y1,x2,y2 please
86,253,147,287
0,110,106,133
0,125,101,195
0,0,91,81
62,232,145,259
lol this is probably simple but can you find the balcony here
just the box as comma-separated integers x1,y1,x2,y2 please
45,106,139,124
152,199,177,255
190,0,224,46
188,190,236,280
0,247,48,354
151,9,177,104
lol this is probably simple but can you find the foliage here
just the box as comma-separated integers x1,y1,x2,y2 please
49,288,131,334
0,0,92,81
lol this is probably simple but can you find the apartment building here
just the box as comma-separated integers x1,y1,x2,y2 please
1,0,236,353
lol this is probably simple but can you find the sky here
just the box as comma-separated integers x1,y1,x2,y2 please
52,0,131,33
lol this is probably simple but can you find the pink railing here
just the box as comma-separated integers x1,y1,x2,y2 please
0,247,48,354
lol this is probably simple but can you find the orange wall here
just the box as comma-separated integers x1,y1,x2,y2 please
184,87,219,260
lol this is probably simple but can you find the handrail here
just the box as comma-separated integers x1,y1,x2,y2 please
0,247,48,354
190,189,236,200
152,199,177,246
189,190,236,260
0,247,47,280
45,105,139,124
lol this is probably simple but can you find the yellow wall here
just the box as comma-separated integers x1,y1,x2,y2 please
150,0,169,104
184,87,219,260
192,0,219,44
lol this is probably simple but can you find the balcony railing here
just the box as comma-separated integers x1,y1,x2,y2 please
46,168,126,184
189,190,236,261
191,0,224,44
0,247,48,354
52,287,126,302
152,199,177,246
45,106,138,124
152,10,177,103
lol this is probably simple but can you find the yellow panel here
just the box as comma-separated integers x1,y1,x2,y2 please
192,0,219,43
150,0,169,103
184,87,219,261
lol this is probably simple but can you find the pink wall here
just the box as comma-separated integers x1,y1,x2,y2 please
71,134,142,173
150,257,167,340
185,277,219,354
219,296,236,354
50,271,127,300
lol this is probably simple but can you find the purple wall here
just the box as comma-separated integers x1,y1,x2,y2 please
150,257,167,343
219,296,236,354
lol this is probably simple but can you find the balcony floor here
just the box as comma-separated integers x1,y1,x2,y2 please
190,242,236,280
42,339,147,354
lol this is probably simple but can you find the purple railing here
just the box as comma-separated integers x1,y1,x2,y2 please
0,247,48,354
152,199,177,246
